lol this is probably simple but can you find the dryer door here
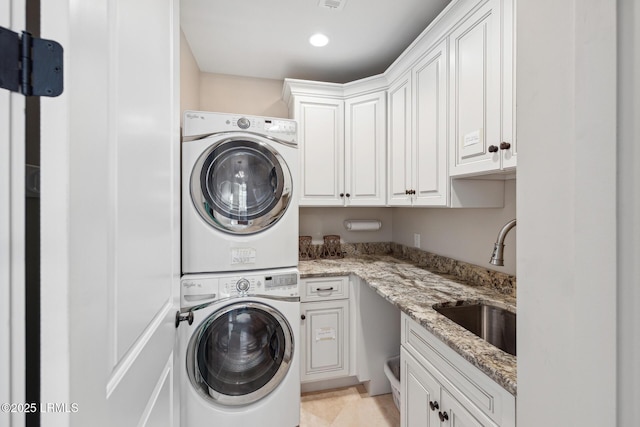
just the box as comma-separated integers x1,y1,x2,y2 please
186,301,294,406
190,135,292,234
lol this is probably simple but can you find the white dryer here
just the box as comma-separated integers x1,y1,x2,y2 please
177,267,300,427
182,111,298,274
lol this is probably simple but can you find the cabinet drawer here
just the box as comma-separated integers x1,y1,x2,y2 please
401,313,515,426
301,276,349,302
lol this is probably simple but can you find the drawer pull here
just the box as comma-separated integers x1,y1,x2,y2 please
316,287,334,292
429,400,439,411
438,411,449,422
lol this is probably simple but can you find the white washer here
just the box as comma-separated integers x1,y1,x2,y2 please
178,267,300,427
182,111,298,274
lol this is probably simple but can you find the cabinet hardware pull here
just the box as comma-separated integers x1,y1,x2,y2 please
316,287,334,291
411,189,416,195
500,142,511,150
405,190,409,195
488,145,499,153
301,314,306,320
340,193,345,197
438,411,449,422
345,193,350,197
429,401,439,411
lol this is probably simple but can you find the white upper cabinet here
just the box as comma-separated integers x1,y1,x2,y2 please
284,0,516,207
387,72,413,206
500,0,516,170
412,41,448,206
344,92,387,206
286,80,387,207
449,0,516,176
294,96,345,206
388,40,448,207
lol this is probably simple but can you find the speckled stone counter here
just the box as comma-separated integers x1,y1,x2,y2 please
299,255,517,396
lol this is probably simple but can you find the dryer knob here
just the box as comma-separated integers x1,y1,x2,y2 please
237,117,250,129
236,278,251,293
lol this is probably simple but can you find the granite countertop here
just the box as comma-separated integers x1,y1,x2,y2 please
298,254,517,396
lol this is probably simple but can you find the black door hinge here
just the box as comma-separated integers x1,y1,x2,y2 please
0,27,63,97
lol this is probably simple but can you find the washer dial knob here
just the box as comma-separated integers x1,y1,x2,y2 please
236,278,250,293
237,117,250,129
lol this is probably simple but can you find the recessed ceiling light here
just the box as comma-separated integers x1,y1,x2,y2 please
309,33,329,47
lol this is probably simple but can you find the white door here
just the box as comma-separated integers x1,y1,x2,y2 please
39,1,180,426
1,0,26,425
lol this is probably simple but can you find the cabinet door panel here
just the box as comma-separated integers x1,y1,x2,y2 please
296,97,344,205
413,41,448,206
450,0,501,176
441,389,499,427
345,92,386,206
387,73,413,205
301,300,349,382
500,0,516,169
401,349,439,427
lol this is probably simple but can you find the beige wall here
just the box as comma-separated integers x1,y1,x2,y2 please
199,73,289,118
299,207,393,244
392,180,517,275
180,30,201,126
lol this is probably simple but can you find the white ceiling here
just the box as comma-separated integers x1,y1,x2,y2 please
181,0,452,84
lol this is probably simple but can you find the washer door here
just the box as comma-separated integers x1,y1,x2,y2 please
186,302,294,406
190,135,292,234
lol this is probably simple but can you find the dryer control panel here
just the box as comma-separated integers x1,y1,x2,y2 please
183,110,297,144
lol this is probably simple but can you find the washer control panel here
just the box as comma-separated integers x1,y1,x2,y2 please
181,268,299,307
219,271,299,299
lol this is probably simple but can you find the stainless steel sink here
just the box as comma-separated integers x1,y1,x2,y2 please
434,303,516,356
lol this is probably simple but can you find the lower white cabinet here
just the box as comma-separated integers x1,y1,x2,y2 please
401,313,515,427
300,276,351,382
402,348,497,427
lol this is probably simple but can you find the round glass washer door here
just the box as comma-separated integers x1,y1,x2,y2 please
190,136,292,234
186,302,294,407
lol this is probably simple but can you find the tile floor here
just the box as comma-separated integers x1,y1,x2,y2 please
300,385,400,427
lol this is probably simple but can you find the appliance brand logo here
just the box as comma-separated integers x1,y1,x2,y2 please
186,113,204,120
182,281,201,289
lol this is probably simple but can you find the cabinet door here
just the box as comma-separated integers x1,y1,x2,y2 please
301,299,349,382
440,389,499,427
401,349,440,427
295,96,345,206
449,0,501,176
500,0,516,170
387,72,413,206
344,92,387,206
412,41,449,206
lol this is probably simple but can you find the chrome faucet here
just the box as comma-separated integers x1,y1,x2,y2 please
489,219,516,266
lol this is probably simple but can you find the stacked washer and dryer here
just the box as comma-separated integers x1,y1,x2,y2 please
179,111,300,427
